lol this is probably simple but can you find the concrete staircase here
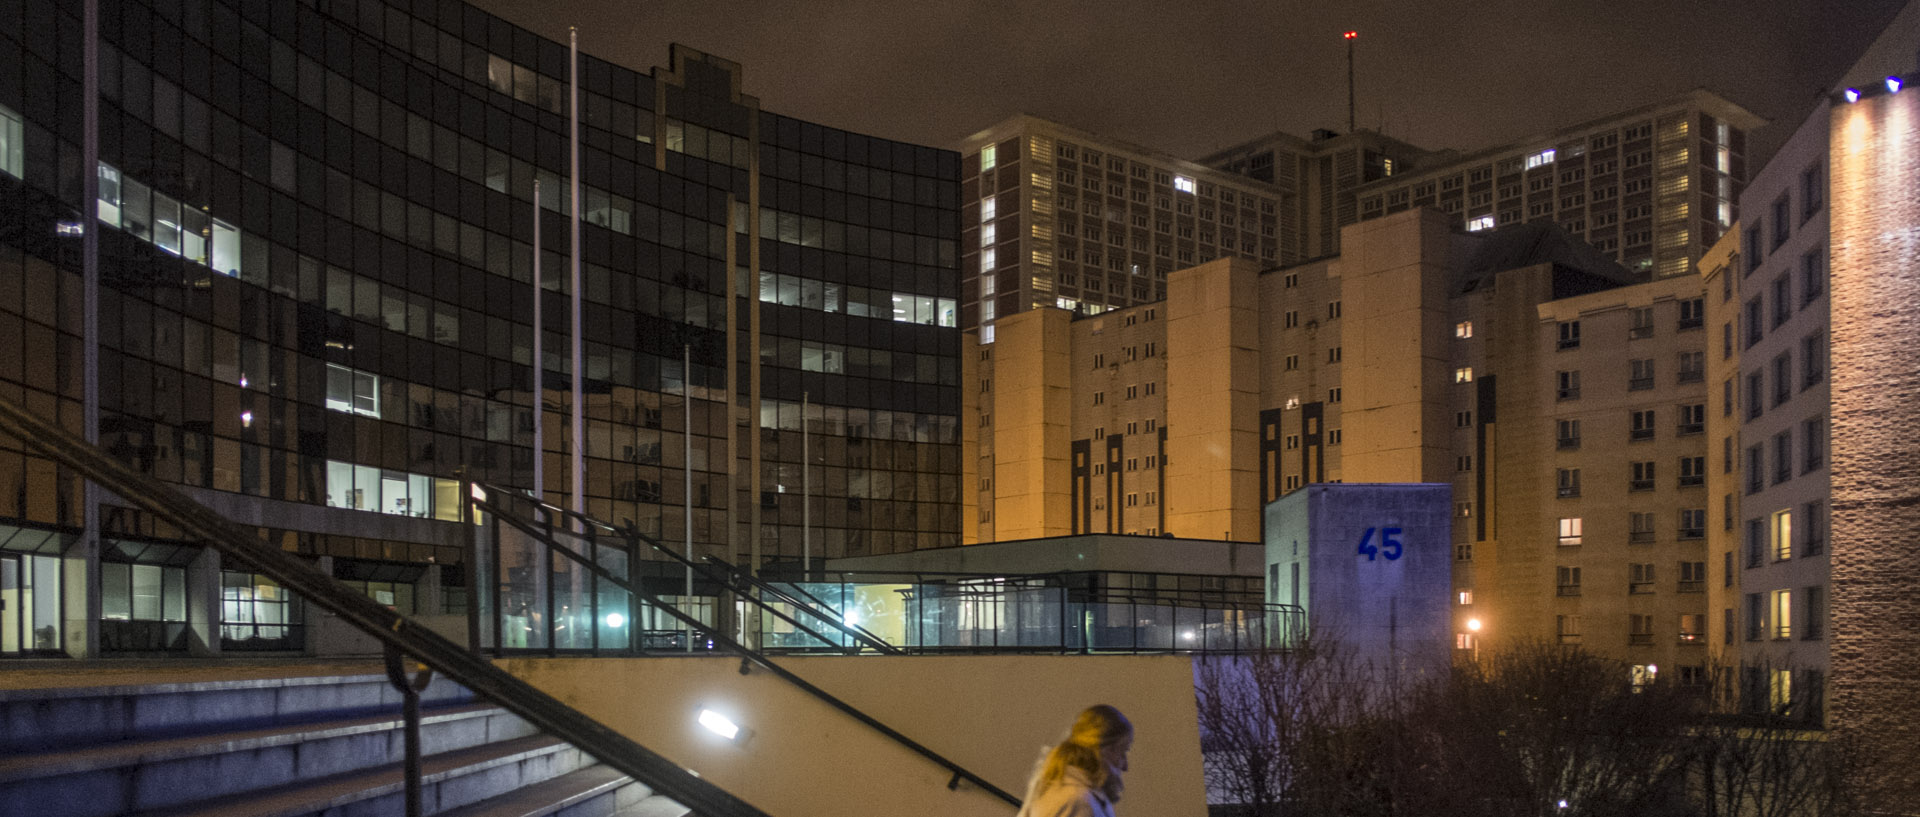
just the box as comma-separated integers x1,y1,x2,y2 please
0,665,691,817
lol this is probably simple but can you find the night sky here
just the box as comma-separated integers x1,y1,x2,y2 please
472,0,1909,170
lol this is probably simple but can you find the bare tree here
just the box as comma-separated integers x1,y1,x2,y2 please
1402,641,1702,817
1193,640,1404,816
1695,659,1876,817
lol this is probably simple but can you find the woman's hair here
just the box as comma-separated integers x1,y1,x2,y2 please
1033,704,1133,796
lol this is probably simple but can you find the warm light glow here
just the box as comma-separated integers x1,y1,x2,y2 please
1889,76,1904,94
1467,618,1483,632
604,612,626,629
1845,88,1862,103
1343,30,1358,40
698,708,741,741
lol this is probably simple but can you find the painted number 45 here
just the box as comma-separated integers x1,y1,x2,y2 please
1356,527,1404,561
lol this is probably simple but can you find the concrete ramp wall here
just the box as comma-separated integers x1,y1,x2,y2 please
501,654,1205,817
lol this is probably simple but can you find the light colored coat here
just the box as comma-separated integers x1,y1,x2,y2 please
1016,766,1115,817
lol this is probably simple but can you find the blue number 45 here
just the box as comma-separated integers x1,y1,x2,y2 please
1357,527,1404,561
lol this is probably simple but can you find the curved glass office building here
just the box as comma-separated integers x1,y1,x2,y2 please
0,0,961,656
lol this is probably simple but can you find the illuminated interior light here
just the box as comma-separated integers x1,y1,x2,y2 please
698,708,742,741
604,612,626,629
240,411,253,428
1888,76,1904,94
1845,88,1862,103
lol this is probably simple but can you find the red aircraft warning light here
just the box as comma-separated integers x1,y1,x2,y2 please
1343,30,1358,40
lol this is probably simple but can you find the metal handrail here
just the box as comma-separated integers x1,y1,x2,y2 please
700,553,903,655
468,483,898,655
469,486,1021,806
0,394,772,817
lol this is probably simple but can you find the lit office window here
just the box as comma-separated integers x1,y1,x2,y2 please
325,364,381,418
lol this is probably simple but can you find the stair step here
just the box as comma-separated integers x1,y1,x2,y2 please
0,703,540,817
0,672,475,756
131,734,581,817
610,795,693,817
433,764,649,817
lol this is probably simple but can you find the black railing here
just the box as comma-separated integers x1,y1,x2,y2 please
467,484,1021,807
0,393,772,817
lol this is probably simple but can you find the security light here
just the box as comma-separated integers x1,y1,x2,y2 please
698,708,749,744
1845,88,1862,103
1889,76,1904,94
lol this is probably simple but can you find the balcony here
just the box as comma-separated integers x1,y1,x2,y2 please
1678,315,1704,331
1557,585,1582,597
1629,478,1655,492
1629,582,1655,595
1678,369,1705,384
1678,527,1705,541
1557,436,1581,450
1629,633,1654,646
1558,387,1582,401
1678,631,1705,644
1558,486,1581,499
1629,530,1655,544
1630,427,1655,442
1679,474,1704,488
1628,325,1654,340
1677,580,1705,593
1628,376,1655,391
1678,421,1704,435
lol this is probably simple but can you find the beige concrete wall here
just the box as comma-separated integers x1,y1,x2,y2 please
1166,257,1263,540
1333,209,1456,485
501,654,1206,817
991,310,1075,540
962,330,983,544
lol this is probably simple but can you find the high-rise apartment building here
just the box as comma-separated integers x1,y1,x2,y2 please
965,206,1724,675
1701,2,1920,790
955,116,1287,332
1207,91,1763,280
1199,128,1437,260
0,0,963,657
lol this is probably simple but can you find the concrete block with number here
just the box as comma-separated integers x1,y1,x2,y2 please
1264,483,1453,685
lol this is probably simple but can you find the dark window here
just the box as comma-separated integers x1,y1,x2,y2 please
1771,194,1791,249
1772,276,1792,328
1801,249,1824,304
1773,354,1792,406
1558,320,1581,350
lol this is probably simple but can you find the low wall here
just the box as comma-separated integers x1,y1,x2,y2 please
501,654,1206,817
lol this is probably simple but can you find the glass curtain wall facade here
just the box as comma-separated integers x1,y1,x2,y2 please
0,0,959,655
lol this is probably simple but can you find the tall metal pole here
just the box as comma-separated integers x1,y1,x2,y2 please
801,392,810,576
1344,30,1357,134
568,28,585,526
531,179,542,504
683,344,693,652
79,0,102,657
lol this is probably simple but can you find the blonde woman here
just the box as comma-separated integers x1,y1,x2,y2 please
1016,705,1133,817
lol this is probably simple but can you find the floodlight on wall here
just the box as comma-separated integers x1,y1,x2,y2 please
698,707,751,745
1466,618,1483,632
1845,88,1862,103
1889,76,1904,94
